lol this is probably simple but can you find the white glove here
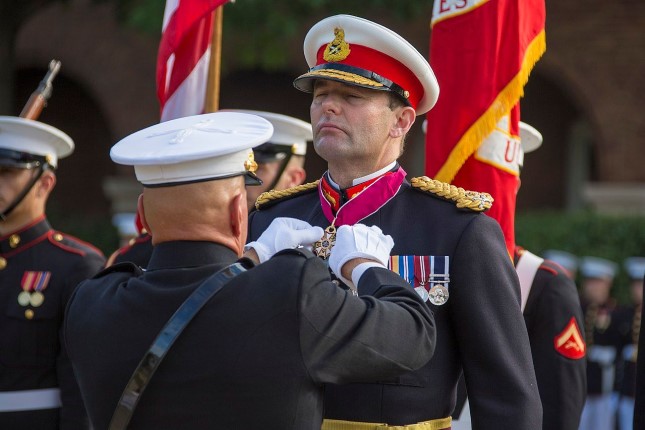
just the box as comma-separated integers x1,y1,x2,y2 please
328,224,394,287
245,217,324,263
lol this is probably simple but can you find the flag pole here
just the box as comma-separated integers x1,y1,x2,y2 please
204,6,224,113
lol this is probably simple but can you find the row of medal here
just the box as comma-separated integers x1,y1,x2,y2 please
17,271,51,308
312,226,450,306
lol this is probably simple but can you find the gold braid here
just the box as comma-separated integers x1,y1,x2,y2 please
410,176,493,212
255,181,320,210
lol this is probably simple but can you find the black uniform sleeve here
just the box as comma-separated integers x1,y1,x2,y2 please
451,215,542,428
295,255,436,384
58,253,105,429
527,267,586,430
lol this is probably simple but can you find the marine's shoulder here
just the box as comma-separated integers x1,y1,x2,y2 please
92,261,144,280
254,180,320,211
408,176,493,212
46,230,105,260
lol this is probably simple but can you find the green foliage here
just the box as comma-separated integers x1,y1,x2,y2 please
516,211,645,304
108,0,430,68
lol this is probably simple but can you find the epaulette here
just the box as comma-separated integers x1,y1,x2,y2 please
93,261,143,279
410,176,493,212
255,180,320,211
48,231,105,257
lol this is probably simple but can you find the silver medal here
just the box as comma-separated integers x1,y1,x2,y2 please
428,284,449,306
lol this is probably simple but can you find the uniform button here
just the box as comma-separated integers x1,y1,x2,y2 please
0,257,6,270
9,234,20,248
141,228,148,235
128,238,136,246
53,233,64,241
25,309,34,320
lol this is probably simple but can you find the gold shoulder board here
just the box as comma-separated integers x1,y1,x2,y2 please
410,176,493,212
255,180,320,211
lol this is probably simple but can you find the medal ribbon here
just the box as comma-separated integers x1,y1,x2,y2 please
21,271,51,291
414,256,431,290
34,272,51,292
389,255,415,287
430,256,450,287
319,166,407,226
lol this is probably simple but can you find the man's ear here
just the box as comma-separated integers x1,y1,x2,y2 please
136,193,151,234
229,193,245,239
283,165,306,188
36,171,56,197
389,106,416,138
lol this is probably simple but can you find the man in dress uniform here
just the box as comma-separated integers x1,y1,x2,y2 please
105,110,311,268
614,257,644,430
248,15,542,429
64,112,437,430
579,256,621,430
453,123,587,430
0,116,105,429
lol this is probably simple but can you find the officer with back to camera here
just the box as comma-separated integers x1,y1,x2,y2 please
105,110,312,267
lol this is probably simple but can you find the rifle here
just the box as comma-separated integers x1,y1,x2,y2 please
19,59,61,120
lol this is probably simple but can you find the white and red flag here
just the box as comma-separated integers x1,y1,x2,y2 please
425,0,546,256
156,0,229,122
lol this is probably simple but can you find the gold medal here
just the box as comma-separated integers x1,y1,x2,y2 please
313,225,337,260
428,284,449,306
17,291,31,306
30,291,45,307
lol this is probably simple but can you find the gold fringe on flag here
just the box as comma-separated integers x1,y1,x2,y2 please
434,30,547,183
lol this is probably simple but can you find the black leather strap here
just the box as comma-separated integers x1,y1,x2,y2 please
108,262,248,430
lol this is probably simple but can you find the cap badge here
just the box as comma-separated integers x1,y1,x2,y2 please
244,151,258,173
323,27,351,62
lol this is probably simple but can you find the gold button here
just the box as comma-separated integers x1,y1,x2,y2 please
25,309,34,320
9,234,20,248
140,228,148,235
128,238,136,246
0,257,6,270
53,233,63,241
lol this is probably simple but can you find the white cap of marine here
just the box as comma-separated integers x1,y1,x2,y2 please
519,122,543,154
220,110,311,157
110,112,273,187
624,256,645,281
580,256,618,281
0,116,74,168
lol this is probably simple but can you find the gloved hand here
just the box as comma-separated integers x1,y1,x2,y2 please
328,224,394,287
245,217,324,263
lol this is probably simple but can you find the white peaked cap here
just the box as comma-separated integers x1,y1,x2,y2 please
110,112,273,186
220,110,311,156
0,116,74,168
580,256,618,280
519,121,543,153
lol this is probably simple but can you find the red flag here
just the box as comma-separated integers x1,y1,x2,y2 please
156,0,229,122
425,0,545,255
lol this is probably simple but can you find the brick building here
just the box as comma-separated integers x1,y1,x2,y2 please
10,0,645,233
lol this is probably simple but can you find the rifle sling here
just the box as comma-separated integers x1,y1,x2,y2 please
108,261,248,430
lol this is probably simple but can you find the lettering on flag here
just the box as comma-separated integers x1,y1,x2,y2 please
475,114,522,176
432,0,489,26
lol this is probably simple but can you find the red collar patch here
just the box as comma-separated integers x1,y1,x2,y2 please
554,317,586,360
